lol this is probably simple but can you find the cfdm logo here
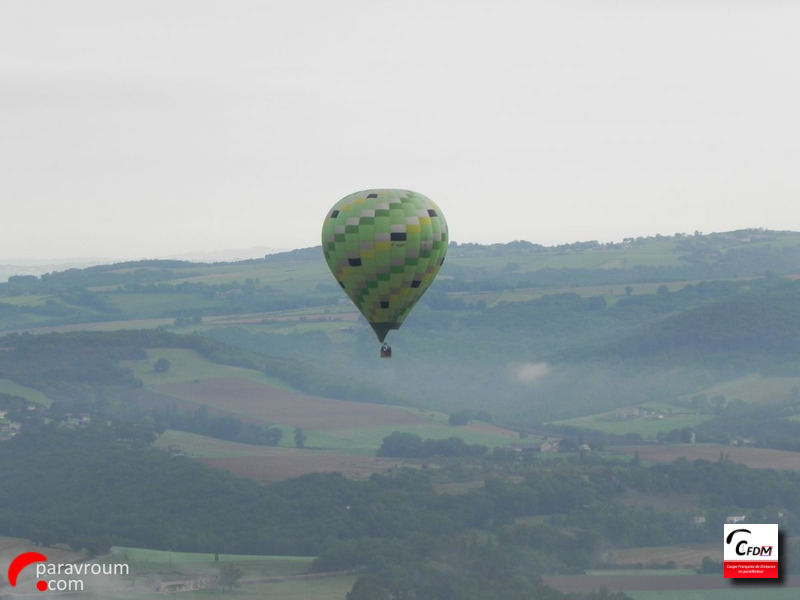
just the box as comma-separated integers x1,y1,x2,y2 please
723,523,779,579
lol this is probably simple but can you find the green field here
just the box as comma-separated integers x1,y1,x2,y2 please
0,377,52,406
106,292,225,318
687,375,800,406
253,319,357,336
155,429,338,456
166,260,333,295
455,279,698,308
116,546,313,571
156,417,519,457
204,304,355,321
445,241,686,272
93,546,355,600
318,422,518,451
0,294,52,306
155,429,285,457
122,348,293,390
552,403,709,439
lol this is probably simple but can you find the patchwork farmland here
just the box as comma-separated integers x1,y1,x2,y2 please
154,379,425,430
119,349,521,481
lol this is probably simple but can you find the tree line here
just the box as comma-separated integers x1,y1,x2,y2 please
4,423,800,558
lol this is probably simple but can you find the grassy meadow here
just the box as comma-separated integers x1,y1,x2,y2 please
551,401,711,439
95,546,355,600
686,375,800,406
0,377,52,406
123,347,293,390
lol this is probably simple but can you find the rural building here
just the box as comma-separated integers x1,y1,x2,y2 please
63,413,92,427
0,422,21,435
726,515,746,524
614,407,640,419
512,444,541,453
152,577,216,594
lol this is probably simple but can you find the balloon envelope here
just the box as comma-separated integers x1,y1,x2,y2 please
322,189,448,342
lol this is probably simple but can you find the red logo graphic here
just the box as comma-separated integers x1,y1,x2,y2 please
723,524,779,579
7,551,48,591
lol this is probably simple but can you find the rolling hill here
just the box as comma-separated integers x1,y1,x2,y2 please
4,230,800,599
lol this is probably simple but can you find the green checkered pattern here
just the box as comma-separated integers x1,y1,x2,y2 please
321,189,448,342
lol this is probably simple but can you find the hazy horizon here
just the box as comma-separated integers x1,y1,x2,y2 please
3,0,800,261
1,225,792,279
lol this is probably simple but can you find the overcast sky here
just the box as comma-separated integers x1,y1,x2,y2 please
2,0,799,261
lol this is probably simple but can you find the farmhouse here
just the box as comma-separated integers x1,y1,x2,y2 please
0,422,21,435
614,407,640,419
166,445,185,457
153,577,216,594
512,444,542,453
726,515,747,524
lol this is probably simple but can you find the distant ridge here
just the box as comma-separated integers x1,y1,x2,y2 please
163,246,287,262
0,247,287,282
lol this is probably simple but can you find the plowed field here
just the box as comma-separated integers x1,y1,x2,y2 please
203,451,403,482
620,445,800,470
137,379,426,430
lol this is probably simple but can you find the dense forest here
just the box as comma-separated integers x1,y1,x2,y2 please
2,422,800,597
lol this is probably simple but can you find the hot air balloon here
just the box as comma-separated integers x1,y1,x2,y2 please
322,189,448,357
